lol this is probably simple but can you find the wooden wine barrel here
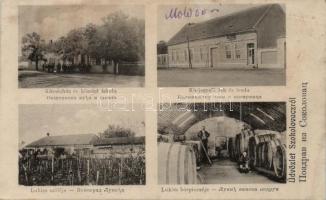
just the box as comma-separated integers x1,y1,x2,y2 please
174,134,186,142
228,138,235,161
272,132,287,180
184,140,202,164
262,141,274,169
158,142,197,184
248,136,259,167
235,129,254,161
250,130,287,181
234,134,241,161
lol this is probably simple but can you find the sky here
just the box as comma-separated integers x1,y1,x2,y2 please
19,104,145,146
157,4,285,42
19,5,144,42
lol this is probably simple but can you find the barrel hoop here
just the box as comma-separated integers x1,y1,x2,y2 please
176,144,182,184
190,147,196,184
165,143,173,184
184,146,189,184
251,136,258,145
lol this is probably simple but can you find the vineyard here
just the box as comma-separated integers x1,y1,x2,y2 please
19,154,145,186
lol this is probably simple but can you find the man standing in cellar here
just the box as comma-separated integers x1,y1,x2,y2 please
198,126,210,163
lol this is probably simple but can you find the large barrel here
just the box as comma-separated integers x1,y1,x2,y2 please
228,138,236,161
235,129,254,161
235,134,241,160
252,131,276,169
272,132,286,180
251,130,287,181
184,140,202,164
158,142,197,184
248,136,258,167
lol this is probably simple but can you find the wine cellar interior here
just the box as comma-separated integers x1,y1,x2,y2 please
158,102,286,184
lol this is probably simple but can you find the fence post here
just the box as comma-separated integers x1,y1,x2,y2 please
119,157,123,185
87,159,90,184
96,171,99,185
77,158,81,184
104,168,106,184
140,167,142,185
51,156,54,181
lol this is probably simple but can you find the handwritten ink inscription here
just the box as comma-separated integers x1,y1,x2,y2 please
165,6,219,20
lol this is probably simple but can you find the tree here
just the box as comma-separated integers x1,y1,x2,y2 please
64,28,88,64
100,11,145,74
157,41,168,54
84,23,101,61
100,124,136,138
21,32,46,70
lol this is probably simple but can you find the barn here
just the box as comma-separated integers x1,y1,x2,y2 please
167,4,285,69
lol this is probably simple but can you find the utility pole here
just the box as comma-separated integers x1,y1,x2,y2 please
187,23,192,69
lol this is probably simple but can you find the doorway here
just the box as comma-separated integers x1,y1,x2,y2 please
247,43,255,65
210,47,219,68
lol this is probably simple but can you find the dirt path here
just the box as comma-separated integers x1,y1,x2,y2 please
158,68,285,87
19,71,144,88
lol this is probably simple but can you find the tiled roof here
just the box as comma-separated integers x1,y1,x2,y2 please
167,4,278,46
26,134,99,147
94,136,145,146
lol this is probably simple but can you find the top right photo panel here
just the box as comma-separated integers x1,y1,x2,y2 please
157,4,286,87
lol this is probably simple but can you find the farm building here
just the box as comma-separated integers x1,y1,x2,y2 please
166,4,285,69
24,133,99,157
158,102,287,184
24,134,145,157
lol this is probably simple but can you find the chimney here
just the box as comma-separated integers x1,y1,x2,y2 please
46,132,50,137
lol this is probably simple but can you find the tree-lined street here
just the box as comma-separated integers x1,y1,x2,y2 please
19,9,145,88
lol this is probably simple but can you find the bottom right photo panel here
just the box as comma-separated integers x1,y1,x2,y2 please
157,102,286,184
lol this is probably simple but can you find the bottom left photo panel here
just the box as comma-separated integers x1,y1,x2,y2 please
18,104,145,186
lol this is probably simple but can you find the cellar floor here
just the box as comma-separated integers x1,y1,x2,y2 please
197,159,276,184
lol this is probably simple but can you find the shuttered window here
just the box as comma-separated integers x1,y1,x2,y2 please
235,44,241,59
225,45,231,59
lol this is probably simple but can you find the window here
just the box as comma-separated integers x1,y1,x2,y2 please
172,50,176,62
235,44,241,59
176,51,179,62
184,50,188,61
200,48,203,61
225,45,231,59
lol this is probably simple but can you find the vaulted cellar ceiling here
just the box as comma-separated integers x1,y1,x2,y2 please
158,102,286,134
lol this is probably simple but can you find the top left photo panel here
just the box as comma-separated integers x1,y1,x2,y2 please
18,5,145,88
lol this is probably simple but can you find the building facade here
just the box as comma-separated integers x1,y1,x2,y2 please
166,4,286,69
